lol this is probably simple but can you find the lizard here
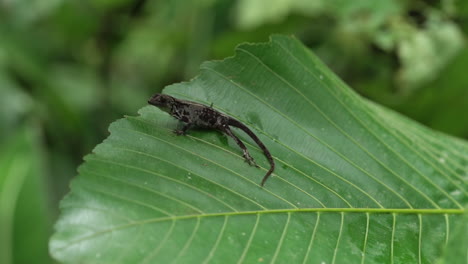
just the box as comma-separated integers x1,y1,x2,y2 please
148,93,275,186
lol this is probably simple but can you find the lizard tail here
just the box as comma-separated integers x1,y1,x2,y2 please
228,119,275,186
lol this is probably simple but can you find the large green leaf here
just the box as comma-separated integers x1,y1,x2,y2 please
49,35,467,263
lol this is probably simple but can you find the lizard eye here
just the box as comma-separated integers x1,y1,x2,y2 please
149,94,165,106
149,93,174,108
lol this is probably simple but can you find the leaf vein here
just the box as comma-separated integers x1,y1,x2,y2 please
271,212,291,263
237,214,260,264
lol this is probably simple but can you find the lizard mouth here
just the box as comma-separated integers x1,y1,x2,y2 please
148,93,163,106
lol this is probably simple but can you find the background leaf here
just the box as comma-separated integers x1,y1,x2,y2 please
50,35,467,263
0,125,53,264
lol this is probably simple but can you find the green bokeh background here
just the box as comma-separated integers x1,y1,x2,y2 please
0,0,467,263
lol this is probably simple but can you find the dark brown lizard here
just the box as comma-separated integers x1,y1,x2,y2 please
148,93,275,186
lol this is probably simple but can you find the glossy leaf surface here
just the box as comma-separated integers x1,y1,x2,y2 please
50,35,467,263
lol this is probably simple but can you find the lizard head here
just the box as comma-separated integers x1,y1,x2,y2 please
148,93,175,111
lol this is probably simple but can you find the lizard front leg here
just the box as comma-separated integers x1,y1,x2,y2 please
222,126,259,167
174,122,193,135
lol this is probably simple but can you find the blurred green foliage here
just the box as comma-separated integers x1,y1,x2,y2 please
0,0,466,263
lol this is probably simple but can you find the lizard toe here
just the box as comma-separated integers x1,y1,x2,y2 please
173,130,185,135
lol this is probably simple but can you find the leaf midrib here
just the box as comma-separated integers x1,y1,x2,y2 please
54,206,464,253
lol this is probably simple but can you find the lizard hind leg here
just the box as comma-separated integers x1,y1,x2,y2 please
243,150,259,167
223,126,259,168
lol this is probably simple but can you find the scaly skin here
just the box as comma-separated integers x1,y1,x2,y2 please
148,93,275,186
